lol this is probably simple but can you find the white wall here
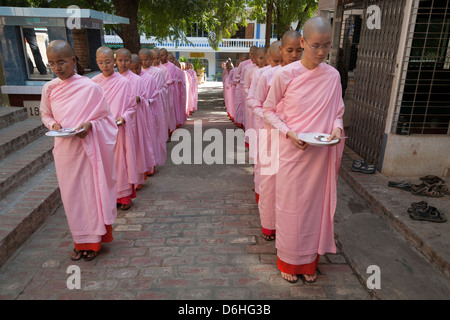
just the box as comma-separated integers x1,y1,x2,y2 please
381,134,450,177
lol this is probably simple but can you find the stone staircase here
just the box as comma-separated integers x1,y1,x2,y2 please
0,106,61,267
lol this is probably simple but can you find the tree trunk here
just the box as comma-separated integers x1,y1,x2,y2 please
265,0,274,48
113,0,141,53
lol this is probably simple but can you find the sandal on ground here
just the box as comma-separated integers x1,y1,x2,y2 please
83,250,99,261
300,273,318,283
388,180,413,191
261,232,275,241
121,203,132,210
70,249,84,261
351,159,364,172
408,205,447,223
435,184,450,195
351,160,376,174
419,175,445,185
411,183,444,197
407,201,428,213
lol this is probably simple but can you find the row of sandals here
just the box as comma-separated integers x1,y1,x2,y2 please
351,160,447,223
389,175,448,223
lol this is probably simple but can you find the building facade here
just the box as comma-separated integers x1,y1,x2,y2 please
104,22,279,81
321,0,450,177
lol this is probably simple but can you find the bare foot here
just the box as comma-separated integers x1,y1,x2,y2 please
301,273,317,283
281,272,298,283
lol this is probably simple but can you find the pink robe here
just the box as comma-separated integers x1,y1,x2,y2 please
243,64,258,136
176,67,187,123
143,66,168,165
92,72,138,199
225,68,236,120
187,69,198,111
240,61,256,130
246,65,271,190
120,70,156,183
262,62,345,266
156,63,177,133
138,70,161,168
40,74,118,244
163,61,183,127
253,65,281,234
222,68,229,101
232,60,247,126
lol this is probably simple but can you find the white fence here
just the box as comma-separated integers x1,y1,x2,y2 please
104,35,277,52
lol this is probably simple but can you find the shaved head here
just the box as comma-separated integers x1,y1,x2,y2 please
268,40,281,56
131,53,141,64
96,46,114,58
302,16,332,40
139,48,151,57
116,47,131,58
47,40,74,58
152,49,160,57
281,30,302,47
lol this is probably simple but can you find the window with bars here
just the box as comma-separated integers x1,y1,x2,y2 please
394,0,450,135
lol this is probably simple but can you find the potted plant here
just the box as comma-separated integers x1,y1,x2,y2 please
191,58,205,83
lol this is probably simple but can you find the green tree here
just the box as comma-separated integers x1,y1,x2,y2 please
249,0,318,47
6,0,249,53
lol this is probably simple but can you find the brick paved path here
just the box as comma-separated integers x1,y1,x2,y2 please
0,82,371,300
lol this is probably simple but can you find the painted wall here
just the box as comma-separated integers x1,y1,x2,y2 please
381,133,450,177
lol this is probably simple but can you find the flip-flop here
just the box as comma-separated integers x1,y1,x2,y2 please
70,249,84,261
281,273,298,283
261,232,275,241
121,203,132,210
83,250,99,261
300,273,318,283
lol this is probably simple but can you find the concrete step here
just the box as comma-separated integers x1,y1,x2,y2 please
0,109,61,268
0,161,61,267
339,146,450,279
0,107,28,130
0,135,54,201
0,117,47,161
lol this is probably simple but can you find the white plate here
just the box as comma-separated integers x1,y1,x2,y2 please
297,132,339,146
45,128,84,138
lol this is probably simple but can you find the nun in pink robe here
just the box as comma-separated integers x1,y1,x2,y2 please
243,63,258,140
225,68,236,121
120,69,156,185
40,74,118,251
253,64,281,238
138,70,161,172
232,59,247,127
157,62,177,133
143,66,168,165
183,67,193,116
187,67,198,112
92,72,138,206
246,64,271,200
176,66,187,124
163,61,183,127
262,61,345,275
